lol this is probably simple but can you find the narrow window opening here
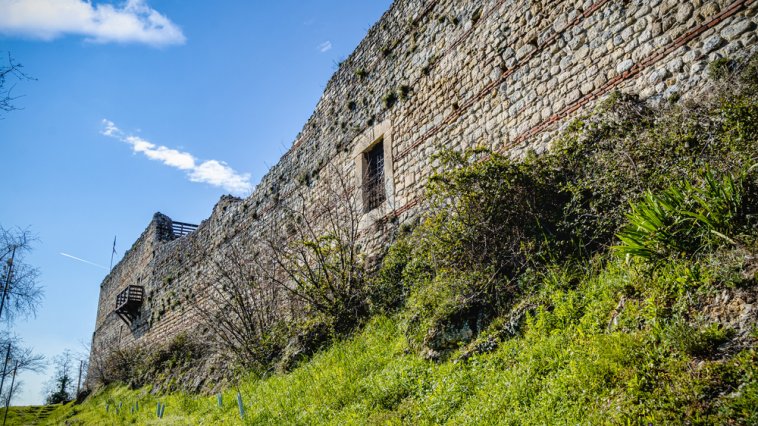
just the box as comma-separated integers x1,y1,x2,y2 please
363,139,386,212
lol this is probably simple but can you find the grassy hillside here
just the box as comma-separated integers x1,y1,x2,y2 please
33,252,758,424
3,405,60,425
17,57,758,425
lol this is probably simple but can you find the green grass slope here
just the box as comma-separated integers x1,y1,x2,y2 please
3,404,61,425
34,252,758,424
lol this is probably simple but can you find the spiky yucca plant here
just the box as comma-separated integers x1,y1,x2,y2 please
615,170,744,262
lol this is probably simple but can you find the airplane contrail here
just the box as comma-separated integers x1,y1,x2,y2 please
60,252,107,270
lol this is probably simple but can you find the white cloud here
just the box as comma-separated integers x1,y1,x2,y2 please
101,119,121,137
101,119,252,195
0,0,186,46
125,135,195,170
189,160,252,195
318,40,332,53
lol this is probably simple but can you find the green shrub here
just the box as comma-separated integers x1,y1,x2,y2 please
547,84,758,253
422,148,568,274
708,57,734,80
736,53,758,91
616,170,744,262
368,229,414,313
665,320,733,358
382,91,398,109
392,148,572,353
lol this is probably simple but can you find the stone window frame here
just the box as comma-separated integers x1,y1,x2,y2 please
352,119,394,227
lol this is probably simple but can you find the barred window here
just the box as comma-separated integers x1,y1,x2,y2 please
363,139,385,212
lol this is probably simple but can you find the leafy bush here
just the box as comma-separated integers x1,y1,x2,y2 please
99,333,207,393
708,57,734,80
546,87,758,253
368,226,415,313
394,148,573,354
616,170,745,262
422,148,568,274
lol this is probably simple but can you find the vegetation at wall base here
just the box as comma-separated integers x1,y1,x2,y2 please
22,56,758,424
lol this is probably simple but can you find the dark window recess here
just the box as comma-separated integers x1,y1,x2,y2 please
363,140,386,212
115,285,144,327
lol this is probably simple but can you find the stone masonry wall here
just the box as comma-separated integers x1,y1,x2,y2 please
88,0,758,384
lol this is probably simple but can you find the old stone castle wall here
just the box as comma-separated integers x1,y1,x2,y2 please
89,0,758,381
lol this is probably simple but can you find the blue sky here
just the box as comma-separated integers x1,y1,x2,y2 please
0,0,392,405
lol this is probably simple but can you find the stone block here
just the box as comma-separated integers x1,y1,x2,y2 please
721,20,755,41
616,59,634,74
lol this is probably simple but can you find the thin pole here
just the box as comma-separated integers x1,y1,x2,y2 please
2,361,18,426
76,360,83,397
0,246,16,321
109,236,116,272
0,344,10,401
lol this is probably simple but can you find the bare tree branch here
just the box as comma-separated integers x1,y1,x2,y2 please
257,163,370,332
192,239,287,373
0,53,35,117
0,226,44,323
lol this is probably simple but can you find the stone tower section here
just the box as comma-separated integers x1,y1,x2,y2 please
88,0,758,382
